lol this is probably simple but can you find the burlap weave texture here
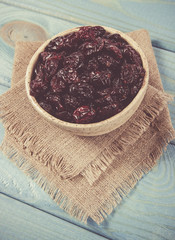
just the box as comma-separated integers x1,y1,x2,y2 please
0,29,174,224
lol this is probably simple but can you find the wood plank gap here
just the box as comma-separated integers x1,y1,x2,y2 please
0,82,11,89
0,1,86,27
1,0,175,53
0,192,112,240
1,1,175,54
152,45,175,54
170,141,175,146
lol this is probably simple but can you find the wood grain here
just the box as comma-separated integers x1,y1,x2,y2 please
0,143,174,240
0,20,48,47
0,194,108,240
0,1,175,239
1,0,175,52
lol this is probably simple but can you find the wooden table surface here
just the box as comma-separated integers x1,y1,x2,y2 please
0,1,175,239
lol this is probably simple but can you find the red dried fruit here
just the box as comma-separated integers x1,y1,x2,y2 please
130,85,139,97
79,73,90,83
50,75,66,93
90,26,106,37
73,106,96,123
120,64,144,85
96,88,111,97
40,51,65,63
64,32,80,49
64,51,84,69
64,94,79,110
123,45,142,65
78,26,94,41
95,94,113,106
116,84,130,102
31,26,145,123
46,32,79,52
107,33,127,44
98,103,119,120
105,44,123,63
45,93,64,111
39,101,52,113
46,36,65,52
45,58,60,76
97,53,119,68
69,82,94,100
57,68,80,84
30,76,48,96
54,110,72,122
79,38,104,56
90,70,112,88
87,57,99,71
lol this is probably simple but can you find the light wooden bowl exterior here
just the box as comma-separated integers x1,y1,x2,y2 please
25,26,149,136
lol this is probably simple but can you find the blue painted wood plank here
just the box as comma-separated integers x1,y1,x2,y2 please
0,4,174,127
0,2,78,87
0,193,108,240
0,143,175,240
153,47,175,131
0,2,175,239
1,0,175,52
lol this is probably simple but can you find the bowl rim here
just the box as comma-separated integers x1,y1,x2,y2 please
25,25,149,130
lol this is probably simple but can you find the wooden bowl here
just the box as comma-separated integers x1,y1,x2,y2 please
25,26,149,136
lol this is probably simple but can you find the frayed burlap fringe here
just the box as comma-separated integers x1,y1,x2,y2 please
0,85,173,185
0,93,76,177
79,92,173,184
1,127,174,224
1,30,175,224
0,138,88,223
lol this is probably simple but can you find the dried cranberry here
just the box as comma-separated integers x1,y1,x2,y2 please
79,73,90,83
87,57,99,71
50,75,66,93
34,63,45,78
95,94,113,106
90,26,106,37
116,84,130,102
97,53,119,68
44,52,64,76
123,45,142,65
130,85,139,97
39,101,52,113
73,106,96,123
120,64,144,85
79,38,104,56
54,110,72,122
96,88,111,97
90,70,112,88
112,77,120,91
63,32,80,49
57,68,80,84
64,51,84,69
78,26,94,41
107,33,127,44
45,58,59,76
46,36,65,52
31,26,145,123
105,44,123,63
45,93,64,111
40,51,64,63
98,103,119,120
30,76,48,96
64,94,79,110
46,32,79,52
69,82,94,100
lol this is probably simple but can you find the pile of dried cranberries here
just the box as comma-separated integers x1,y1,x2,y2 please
30,26,145,124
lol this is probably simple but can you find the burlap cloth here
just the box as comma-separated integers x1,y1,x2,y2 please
0,29,175,224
